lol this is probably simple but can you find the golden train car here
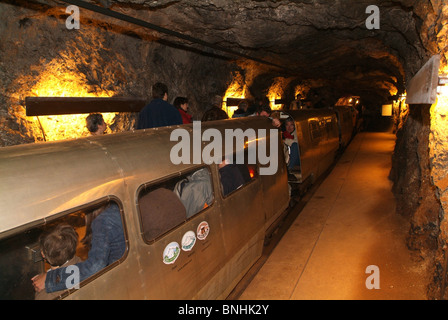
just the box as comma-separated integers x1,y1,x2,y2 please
0,117,289,300
279,109,341,185
333,105,357,148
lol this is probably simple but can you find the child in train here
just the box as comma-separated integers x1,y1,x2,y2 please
283,117,300,172
34,224,81,300
32,202,126,295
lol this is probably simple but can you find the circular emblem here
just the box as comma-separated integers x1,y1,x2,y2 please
181,231,196,251
196,221,210,241
163,242,180,264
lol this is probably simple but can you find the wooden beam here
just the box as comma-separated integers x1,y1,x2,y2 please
25,97,147,116
226,98,245,107
274,99,286,105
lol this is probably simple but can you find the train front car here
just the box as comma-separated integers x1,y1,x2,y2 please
0,116,289,300
278,109,341,193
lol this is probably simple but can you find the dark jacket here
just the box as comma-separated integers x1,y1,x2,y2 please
137,98,183,129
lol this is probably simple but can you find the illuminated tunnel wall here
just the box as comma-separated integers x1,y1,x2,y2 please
0,2,239,144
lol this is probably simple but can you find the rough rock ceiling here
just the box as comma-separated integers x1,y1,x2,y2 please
77,0,427,106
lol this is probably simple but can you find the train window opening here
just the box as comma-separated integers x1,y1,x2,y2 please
138,166,214,243
324,116,334,136
309,120,322,141
219,149,258,198
0,199,127,300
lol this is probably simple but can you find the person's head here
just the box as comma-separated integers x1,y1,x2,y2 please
257,105,272,117
40,224,78,267
173,97,189,112
152,82,168,100
81,204,107,249
211,95,223,108
285,118,295,134
201,107,229,122
86,113,107,135
237,100,249,112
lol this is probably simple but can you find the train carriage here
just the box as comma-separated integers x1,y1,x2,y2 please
333,105,357,148
0,117,289,300
0,107,354,300
279,109,340,185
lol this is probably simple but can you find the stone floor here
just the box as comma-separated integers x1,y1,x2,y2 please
239,132,430,300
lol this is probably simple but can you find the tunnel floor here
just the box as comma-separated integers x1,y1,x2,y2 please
239,131,430,300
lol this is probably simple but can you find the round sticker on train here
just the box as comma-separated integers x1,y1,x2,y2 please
181,231,196,251
163,242,180,265
197,221,210,240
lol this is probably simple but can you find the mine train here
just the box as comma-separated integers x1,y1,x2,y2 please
0,106,358,300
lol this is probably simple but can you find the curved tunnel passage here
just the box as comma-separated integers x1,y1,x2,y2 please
0,0,448,299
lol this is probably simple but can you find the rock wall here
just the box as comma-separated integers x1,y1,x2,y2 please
390,0,448,299
0,0,238,145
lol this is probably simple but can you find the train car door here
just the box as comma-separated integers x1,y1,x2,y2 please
301,117,323,183
134,166,227,299
217,151,265,293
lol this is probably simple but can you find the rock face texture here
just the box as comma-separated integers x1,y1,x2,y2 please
1,0,448,298
0,0,431,143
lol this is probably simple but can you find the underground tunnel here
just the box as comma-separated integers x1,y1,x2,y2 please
1,0,448,300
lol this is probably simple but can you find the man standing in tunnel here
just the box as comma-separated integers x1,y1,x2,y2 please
137,82,183,129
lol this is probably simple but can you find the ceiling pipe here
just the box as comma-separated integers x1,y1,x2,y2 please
59,0,290,72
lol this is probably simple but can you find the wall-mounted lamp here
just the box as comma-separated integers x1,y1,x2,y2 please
437,75,448,95
406,54,440,104
439,75,448,86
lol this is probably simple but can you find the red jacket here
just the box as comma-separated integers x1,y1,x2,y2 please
178,108,192,124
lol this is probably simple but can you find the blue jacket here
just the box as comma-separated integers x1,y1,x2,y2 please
45,203,126,293
137,98,183,129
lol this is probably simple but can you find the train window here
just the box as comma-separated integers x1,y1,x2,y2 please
138,167,214,243
324,117,334,135
0,199,127,300
219,150,258,197
309,120,322,140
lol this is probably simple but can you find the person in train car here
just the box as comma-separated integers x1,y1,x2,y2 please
232,100,250,118
34,224,82,300
289,94,303,110
282,117,300,171
218,158,251,196
136,82,183,129
86,113,107,136
250,105,281,128
32,202,126,294
173,168,214,218
173,96,192,124
201,106,229,121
